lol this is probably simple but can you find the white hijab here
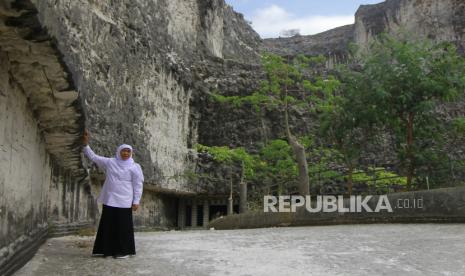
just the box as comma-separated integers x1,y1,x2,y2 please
114,144,144,182
115,144,135,168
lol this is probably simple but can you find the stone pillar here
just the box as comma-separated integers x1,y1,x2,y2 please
203,199,209,227
227,197,233,215
191,199,198,227
178,198,185,229
239,182,248,213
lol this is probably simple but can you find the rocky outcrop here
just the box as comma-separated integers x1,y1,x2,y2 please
262,24,354,61
354,0,465,52
0,0,85,177
264,0,465,58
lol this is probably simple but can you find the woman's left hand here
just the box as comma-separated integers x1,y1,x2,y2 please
132,204,139,211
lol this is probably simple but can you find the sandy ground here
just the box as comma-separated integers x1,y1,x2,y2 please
14,224,465,276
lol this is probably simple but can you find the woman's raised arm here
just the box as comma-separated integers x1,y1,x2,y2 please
82,129,110,170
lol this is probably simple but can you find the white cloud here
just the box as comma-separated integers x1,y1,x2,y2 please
250,5,354,38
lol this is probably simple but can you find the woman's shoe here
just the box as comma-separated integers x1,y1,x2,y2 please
114,255,129,259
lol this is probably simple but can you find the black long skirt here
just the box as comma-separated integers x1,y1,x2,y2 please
92,204,136,256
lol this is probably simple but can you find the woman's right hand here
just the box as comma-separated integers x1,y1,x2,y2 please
83,129,89,145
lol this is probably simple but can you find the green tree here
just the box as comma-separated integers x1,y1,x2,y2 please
259,139,298,195
195,144,256,180
318,66,374,194
196,144,258,214
212,54,338,195
355,33,465,189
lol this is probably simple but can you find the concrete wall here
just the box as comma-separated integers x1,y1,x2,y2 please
209,187,465,230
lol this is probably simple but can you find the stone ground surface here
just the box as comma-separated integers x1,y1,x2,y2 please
15,224,465,276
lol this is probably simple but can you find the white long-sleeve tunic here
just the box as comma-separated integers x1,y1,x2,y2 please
83,145,144,208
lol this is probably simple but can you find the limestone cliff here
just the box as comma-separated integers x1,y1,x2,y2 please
354,0,465,52
263,0,465,58
262,24,354,61
29,0,261,193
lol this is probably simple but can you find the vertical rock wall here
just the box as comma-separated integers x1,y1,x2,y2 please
0,51,50,252
0,1,96,274
354,0,465,51
0,50,95,275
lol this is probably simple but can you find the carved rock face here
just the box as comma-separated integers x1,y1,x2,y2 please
0,0,85,175
24,0,261,191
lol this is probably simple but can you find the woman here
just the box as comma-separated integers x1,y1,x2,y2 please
82,129,144,259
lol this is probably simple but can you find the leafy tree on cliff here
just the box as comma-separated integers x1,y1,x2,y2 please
351,33,465,189
318,65,377,194
212,54,338,195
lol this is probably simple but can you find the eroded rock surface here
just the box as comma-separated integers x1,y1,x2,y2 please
264,0,465,59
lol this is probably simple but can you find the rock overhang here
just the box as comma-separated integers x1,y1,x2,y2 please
0,0,85,177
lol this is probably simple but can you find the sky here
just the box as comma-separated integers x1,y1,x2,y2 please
224,0,385,38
